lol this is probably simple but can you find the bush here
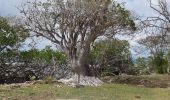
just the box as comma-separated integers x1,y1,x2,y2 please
135,57,150,75
152,52,168,74
0,46,70,84
89,39,136,76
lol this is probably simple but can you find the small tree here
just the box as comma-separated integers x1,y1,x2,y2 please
152,52,168,74
138,35,168,74
0,16,27,65
135,57,150,75
0,16,28,83
20,0,136,76
0,17,18,52
141,0,170,53
89,39,134,76
145,0,170,31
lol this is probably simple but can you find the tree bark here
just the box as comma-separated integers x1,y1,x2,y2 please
69,46,92,77
78,47,92,76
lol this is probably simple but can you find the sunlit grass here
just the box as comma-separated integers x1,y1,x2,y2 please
0,83,170,100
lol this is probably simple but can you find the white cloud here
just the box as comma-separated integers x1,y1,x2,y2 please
117,0,158,17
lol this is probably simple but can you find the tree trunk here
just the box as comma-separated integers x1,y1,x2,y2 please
78,47,92,76
67,34,96,77
70,47,92,77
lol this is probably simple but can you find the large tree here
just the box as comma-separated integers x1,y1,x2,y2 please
20,0,136,76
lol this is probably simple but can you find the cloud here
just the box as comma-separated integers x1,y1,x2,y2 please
117,0,158,17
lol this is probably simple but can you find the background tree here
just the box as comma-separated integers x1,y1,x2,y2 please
20,0,136,77
144,0,170,31
152,51,168,74
141,0,170,55
0,16,27,66
0,17,18,52
138,34,169,74
0,16,28,83
89,39,135,76
135,57,151,75
138,35,167,56
139,0,170,74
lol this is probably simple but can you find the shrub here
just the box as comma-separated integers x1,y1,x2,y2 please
89,39,135,76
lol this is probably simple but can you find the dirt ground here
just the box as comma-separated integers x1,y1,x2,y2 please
101,74,170,88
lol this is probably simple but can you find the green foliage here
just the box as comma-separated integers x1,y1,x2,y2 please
89,39,134,76
135,57,148,68
19,46,67,65
90,39,130,63
136,52,168,74
135,51,169,75
0,16,18,52
0,45,68,83
0,16,27,66
135,57,150,75
152,52,168,74
19,49,39,62
116,3,136,31
40,46,67,64
29,75,36,81
0,50,18,63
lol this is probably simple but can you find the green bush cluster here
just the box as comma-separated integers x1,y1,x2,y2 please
89,39,136,76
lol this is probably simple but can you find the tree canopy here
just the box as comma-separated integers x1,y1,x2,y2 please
20,0,136,76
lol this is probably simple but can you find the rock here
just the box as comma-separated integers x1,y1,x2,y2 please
58,74,104,87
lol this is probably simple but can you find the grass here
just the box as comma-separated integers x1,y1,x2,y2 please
0,83,170,100
102,74,170,88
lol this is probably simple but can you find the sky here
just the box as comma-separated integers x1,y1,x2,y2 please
0,0,165,57
0,0,156,16
0,0,26,16
0,0,54,50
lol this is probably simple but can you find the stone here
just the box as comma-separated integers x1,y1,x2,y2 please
58,74,103,87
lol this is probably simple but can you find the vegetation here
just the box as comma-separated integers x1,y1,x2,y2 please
152,52,168,74
89,39,135,76
0,83,170,100
20,0,136,76
137,0,170,75
134,57,150,74
1,0,170,99
0,17,18,52
0,46,69,84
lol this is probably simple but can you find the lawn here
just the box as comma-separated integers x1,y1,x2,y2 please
0,83,170,100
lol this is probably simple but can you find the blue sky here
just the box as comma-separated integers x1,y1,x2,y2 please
0,0,26,16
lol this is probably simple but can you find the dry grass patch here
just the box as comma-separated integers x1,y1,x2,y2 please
102,75,170,88
0,82,170,100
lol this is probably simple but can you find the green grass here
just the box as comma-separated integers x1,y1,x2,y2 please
0,83,170,100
